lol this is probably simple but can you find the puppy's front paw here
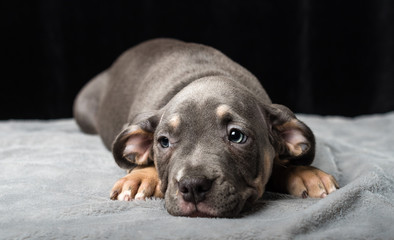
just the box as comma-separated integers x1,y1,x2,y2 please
110,165,163,201
286,166,339,198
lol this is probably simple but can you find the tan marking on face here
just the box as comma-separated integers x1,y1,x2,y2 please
169,115,181,129
176,168,185,182
254,150,274,198
216,104,231,119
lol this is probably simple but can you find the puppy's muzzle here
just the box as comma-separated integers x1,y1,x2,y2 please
178,176,213,204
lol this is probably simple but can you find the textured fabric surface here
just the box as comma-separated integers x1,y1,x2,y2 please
1,113,394,239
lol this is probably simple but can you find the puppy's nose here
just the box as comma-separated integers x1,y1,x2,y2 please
178,176,213,204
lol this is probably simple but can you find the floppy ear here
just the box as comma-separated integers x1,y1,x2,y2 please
265,104,315,166
112,113,159,170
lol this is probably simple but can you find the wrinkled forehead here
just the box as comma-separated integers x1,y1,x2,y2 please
159,97,256,131
158,77,261,129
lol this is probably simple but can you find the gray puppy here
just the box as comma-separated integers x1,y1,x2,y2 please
74,39,338,217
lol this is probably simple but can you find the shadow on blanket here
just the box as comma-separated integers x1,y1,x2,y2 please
1,113,393,239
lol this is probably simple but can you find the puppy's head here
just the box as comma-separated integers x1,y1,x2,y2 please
112,78,315,217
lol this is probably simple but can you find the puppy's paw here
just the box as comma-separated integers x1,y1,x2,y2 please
110,165,164,201
286,166,339,198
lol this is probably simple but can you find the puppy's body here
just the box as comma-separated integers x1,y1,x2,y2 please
74,39,338,217
75,39,269,148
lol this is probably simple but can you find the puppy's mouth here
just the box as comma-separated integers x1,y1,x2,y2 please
169,191,244,218
176,200,218,218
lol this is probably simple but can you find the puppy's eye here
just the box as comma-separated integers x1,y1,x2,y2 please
158,137,170,148
228,129,247,144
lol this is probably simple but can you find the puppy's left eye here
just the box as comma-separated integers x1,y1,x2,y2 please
158,137,170,148
228,129,247,144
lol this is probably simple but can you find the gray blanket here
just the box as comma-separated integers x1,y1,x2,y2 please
1,113,394,239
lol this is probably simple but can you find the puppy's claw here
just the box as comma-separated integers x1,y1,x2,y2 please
110,190,119,200
334,180,340,189
135,192,145,200
302,191,308,199
328,184,338,194
124,194,131,201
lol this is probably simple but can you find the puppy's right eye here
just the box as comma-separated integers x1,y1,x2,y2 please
159,137,170,148
228,129,247,144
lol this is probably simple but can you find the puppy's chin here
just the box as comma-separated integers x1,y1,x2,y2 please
164,191,251,218
166,202,242,218
170,199,221,218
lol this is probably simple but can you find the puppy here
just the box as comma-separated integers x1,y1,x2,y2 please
74,39,339,217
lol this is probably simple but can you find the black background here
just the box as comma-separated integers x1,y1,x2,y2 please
1,0,393,119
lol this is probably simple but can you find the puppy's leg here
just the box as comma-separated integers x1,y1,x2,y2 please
110,165,163,201
268,164,339,198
